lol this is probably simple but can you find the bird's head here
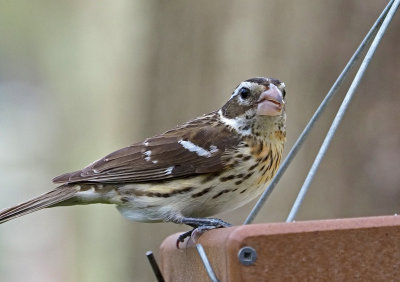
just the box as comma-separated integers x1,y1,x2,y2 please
219,77,286,137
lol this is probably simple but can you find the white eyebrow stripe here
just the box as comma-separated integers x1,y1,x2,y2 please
178,140,219,158
230,81,254,98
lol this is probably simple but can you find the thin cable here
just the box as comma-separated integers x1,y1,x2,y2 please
196,244,220,282
286,0,400,223
244,0,395,225
146,251,165,282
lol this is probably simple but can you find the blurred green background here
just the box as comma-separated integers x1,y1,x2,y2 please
0,1,399,281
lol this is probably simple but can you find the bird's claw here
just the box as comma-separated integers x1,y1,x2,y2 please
175,218,232,248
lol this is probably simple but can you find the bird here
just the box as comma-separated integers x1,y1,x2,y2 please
0,77,286,246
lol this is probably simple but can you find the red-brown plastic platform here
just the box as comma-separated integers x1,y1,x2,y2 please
160,215,400,281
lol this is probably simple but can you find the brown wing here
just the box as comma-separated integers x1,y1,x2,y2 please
53,113,241,184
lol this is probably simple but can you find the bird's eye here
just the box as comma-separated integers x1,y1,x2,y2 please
239,87,250,100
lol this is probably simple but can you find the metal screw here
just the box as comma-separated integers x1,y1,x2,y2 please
238,246,257,266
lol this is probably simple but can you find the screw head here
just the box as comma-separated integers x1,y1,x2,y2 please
238,246,257,266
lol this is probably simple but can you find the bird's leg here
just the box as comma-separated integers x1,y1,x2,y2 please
180,217,232,227
172,217,232,248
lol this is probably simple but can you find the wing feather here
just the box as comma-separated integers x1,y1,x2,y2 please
53,114,241,184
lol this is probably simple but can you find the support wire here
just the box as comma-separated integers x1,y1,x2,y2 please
286,0,400,222
244,0,395,225
196,244,220,282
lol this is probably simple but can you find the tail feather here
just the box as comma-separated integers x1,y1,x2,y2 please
0,184,79,224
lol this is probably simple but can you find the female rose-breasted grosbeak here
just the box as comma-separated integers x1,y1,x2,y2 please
0,77,286,244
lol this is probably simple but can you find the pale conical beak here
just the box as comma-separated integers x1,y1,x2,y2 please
256,84,284,116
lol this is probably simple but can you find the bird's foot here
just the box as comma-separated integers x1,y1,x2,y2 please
175,217,232,248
